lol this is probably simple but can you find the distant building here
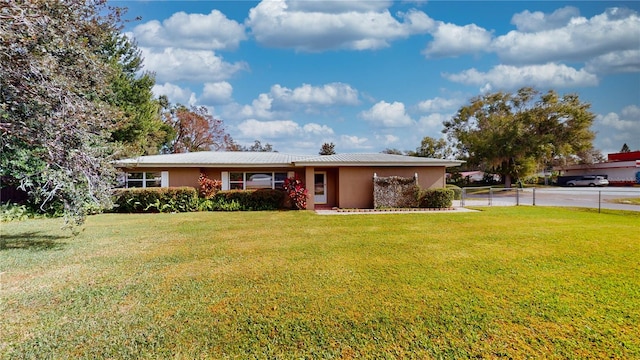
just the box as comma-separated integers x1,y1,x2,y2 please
558,151,640,186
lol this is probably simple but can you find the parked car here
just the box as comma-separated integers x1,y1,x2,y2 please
566,175,609,187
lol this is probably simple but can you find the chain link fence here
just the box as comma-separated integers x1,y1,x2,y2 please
459,186,640,212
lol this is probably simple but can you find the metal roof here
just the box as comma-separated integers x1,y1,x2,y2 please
115,152,307,168
293,153,464,167
115,152,464,168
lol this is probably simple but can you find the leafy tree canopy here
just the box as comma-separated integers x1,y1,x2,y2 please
407,136,453,159
1,0,130,224
443,87,596,186
161,103,235,153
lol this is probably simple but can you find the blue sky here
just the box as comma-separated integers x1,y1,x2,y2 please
113,1,640,156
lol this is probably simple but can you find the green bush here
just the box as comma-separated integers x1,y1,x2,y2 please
1,203,33,222
446,184,462,200
112,187,198,213
208,189,285,211
418,188,454,208
0,202,66,221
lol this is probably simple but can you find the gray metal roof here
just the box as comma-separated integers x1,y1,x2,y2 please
115,152,308,168
115,151,464,168
293,153,463,167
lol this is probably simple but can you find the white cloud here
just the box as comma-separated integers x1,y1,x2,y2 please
246,0,434,51
418,113,449,130
416,96,463,113
233,119,336,147
140,47,248,83
375,134,400,146
230,82,361,121
270,83,360,106
585,49,640,74
151,82,196,106
200,82,233,104
130,10,247,50
240,93,274,120
237,119,300,139
286,0,392,13
511,6,581,32
339,135,371,149
594,105,640,152
444,63,599,90
597,105,640,131
360,101,414,127
492,7,640,65
302,123,334,135
422,22,492,58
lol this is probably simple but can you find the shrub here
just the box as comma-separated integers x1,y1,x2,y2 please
206,189,285,211
112,187,198,213
418,188,454,208
446,184,462,200
1,203,33,222
198,173,222,199
283,176,308,210
0,201,66,221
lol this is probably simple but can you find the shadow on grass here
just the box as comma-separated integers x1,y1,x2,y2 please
0,232,69,251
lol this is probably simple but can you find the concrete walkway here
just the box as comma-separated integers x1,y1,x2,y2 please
315,206,477,215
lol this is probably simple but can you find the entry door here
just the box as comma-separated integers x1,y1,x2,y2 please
314,172,327,204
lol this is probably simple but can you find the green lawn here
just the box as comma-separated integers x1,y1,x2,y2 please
1,207,639,359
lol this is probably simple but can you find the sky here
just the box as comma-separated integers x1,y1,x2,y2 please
112,0,640,156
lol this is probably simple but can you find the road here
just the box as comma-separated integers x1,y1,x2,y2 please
459,187,640,212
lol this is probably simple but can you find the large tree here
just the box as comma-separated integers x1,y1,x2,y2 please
162,104,235,153
104,34,172,156
0,0,131,224
443,87,596,187
407,136,452,159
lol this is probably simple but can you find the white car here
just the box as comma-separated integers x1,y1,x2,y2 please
566,176,609,187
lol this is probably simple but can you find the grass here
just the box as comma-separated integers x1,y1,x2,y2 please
1,207,639,358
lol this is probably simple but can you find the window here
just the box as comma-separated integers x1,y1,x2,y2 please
225,172,288,190
125,172,167,188
229,172,244,190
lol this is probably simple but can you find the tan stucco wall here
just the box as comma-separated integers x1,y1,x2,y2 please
304,167,315,210
169,168,201,188
337,167,446,208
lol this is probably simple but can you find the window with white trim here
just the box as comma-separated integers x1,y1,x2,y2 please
124,171,168,188
224,172,288,190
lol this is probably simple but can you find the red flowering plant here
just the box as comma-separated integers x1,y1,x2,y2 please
283,175,308,210
198,173,222,199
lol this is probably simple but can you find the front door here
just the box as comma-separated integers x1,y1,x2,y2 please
314,172,327,204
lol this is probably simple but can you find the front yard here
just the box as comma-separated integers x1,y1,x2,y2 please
1,207,639,358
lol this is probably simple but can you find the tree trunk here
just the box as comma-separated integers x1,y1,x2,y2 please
504,174,512,188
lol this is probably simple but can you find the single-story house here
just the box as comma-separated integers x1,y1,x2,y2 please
115,152,464,210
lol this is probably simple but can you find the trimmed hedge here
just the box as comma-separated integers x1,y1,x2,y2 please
112,187,198,213
418,188,454,208
207,189,286,211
